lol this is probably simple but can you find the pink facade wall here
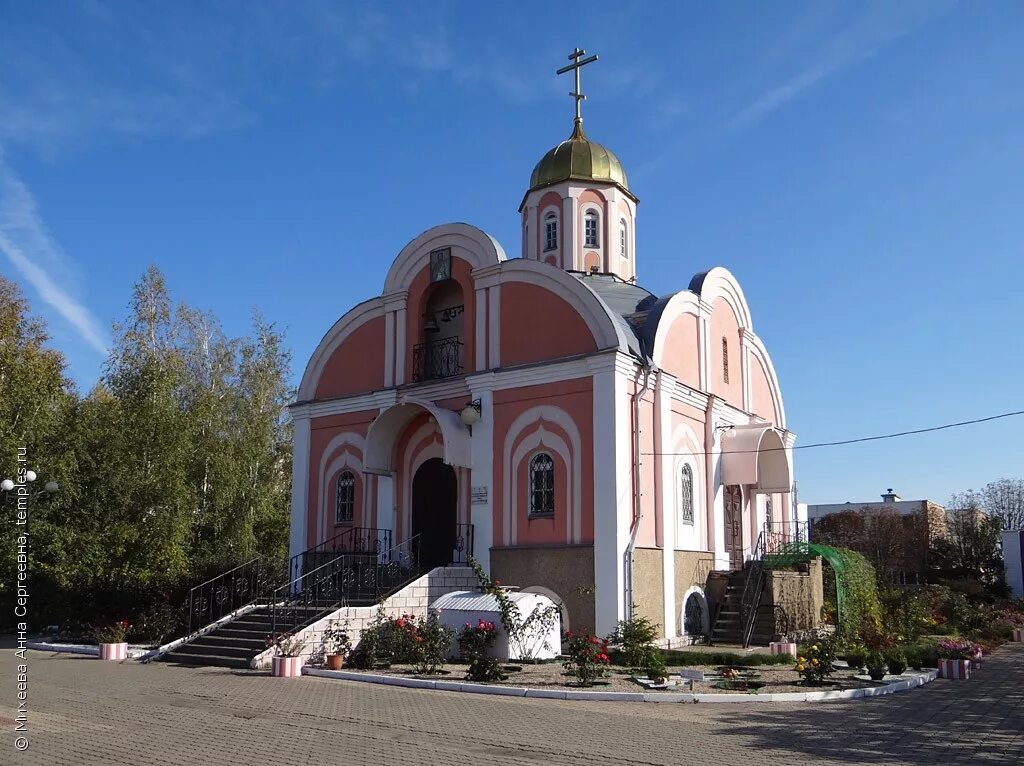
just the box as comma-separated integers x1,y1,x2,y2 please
306,411,377,547
661,313,701,388
405,256,477,382
314,317,386,399
499,282,597,367
492,378,594,548
709,297,743,406
750,354,777,425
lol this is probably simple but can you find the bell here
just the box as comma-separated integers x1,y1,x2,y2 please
423,313,439,333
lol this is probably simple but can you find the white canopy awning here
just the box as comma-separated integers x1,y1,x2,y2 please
364,397,472,474
721,424,792,493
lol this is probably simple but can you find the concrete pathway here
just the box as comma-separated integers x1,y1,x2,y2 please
2,643,1021,765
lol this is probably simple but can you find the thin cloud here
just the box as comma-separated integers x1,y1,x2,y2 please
0,155,109,355
730,1,958,130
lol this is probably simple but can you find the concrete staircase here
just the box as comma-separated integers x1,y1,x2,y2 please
710,568,773,646
156,605,329,669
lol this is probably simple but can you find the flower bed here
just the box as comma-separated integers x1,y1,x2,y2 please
331,660,880,694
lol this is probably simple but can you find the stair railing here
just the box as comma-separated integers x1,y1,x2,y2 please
269,534,423,637
287,526,392,583
739,531,767,648
186,556,285,636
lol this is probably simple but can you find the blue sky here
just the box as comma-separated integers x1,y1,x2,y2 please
1,0,1021,505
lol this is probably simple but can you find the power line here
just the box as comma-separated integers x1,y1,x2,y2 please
642,409,1024,457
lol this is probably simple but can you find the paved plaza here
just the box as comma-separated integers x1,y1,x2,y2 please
2,643,1022,766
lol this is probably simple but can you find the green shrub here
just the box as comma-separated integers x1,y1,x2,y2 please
843,646,868,670
880,587,932,643
660,650,792,667
865,650,887,679
608,611,661,668
908,641,940,670
884,648,907,675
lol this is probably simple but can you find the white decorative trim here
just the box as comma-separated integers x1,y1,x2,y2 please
679,585,710,637
689,266,754,330
501,406,583,546
365,399,471,473
315,432,367,536
508,429,572,545
651,291,701,369
495,260,630,353
290,418,312,560
297,298,384,401
384,310,395,388
488,285,501,369
383,222,507,295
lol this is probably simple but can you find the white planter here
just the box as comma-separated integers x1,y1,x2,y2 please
98,642,128,661
272,655,304,678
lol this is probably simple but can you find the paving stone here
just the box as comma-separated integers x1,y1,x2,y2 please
3,643,1022,765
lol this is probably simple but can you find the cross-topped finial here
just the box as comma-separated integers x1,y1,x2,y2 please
557,47,598,127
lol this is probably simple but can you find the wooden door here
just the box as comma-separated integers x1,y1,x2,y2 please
724,484,743,570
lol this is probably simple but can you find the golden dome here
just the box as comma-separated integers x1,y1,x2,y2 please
528,120,633,198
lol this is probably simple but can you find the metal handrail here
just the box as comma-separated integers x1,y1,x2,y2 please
739,531,767,648
186,556,284,635
269,534,424,637
287,526,391,583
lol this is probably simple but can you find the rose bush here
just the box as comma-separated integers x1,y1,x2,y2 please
562,630,610,687
457,619,505,682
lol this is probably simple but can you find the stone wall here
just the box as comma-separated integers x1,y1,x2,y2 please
631,548,664,632
490,545,595,632
252,566,479,668
763,558,824,636
674,551,716,641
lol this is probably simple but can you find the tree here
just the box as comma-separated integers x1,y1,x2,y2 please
0,277,76,625
981,478,1024,531
930,492,1006,597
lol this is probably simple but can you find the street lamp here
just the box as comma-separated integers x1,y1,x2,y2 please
0,470,59,498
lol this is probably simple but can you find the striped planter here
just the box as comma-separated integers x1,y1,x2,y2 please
938,659,971,680
769,641,797,657
98,642,128,661
271,655,304,678
1013,628,1023,643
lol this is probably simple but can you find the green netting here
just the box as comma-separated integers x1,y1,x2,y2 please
763,542,847,627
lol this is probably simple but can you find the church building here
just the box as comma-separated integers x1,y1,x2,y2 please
290,50,796,641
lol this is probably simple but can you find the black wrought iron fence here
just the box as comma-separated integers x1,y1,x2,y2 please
412,337,463,381
186,557,284,635
269,534,423,637
452,523,474,565
287,526,392,583
763,519,810,556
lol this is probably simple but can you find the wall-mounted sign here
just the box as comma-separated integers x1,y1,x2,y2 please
471,486,488,505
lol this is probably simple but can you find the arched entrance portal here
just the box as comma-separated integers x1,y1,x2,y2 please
412,458,458,570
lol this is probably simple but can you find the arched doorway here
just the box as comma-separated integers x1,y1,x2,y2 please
411,458,458,570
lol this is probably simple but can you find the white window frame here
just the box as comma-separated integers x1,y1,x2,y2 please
584,209,600,248
680,464,694,525
335,470,356,525
619,219,628,259
528,452,555,517
543,212,558,252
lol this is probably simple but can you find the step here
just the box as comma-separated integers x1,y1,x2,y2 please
193,634,268,650
185,642,261,660
158,650,250,669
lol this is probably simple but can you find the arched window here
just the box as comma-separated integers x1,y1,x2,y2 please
722,337,730,384
619,219,628,259
335,471,355,525
584,210,599,248
544,213,558,252
529,452,555,516
680,464,694,525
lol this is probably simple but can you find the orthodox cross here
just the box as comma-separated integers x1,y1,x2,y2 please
557,47,598,124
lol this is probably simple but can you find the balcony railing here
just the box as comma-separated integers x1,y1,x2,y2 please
413,337,463,382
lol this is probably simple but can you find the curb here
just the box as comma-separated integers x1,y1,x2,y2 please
301,667,939,703
27,641,149,660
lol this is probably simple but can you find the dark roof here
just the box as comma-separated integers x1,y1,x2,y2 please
572,272,663,360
